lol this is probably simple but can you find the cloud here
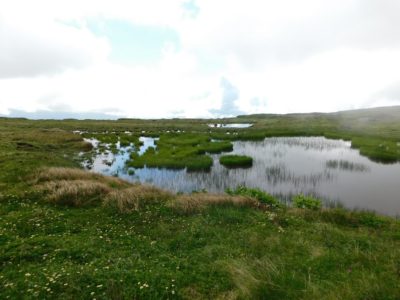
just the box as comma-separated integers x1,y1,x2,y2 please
209,78,244,117
0,0,188,28
364,82,400,108
375,82,400,101
0,53,218,118
179,0,400,68
0,13,110,78
0,0,189,78
1,109,121,120
1,0,400,118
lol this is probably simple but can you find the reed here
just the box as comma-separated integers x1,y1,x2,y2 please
39,179,111,206
35,167,129,188
104,185,173,213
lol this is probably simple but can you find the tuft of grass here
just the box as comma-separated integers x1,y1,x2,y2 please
35,167,96,182
168,193,259,214
226,257,281,299
293,194,322,210
34,167,129,188
104,185,173,213
38,179,111,207
219,155,253,168
226,186,281,208
319,208,390,228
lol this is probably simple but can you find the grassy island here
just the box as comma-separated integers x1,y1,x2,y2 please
219,154,253,168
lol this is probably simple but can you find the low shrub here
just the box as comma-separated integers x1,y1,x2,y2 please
293,194,322,210
357,211,390,228
225,186,281,208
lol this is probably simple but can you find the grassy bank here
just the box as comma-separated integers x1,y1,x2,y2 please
1,168,399,299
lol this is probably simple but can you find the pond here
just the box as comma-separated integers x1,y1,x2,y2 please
85,136,400,216
207,123,253,128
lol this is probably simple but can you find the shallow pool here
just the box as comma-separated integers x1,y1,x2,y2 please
85,136,400,216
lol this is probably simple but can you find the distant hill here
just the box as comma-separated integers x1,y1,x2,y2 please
239,106,400,121
334,106,400,120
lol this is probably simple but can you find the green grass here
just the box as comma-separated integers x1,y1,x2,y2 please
1,108,400,298
1,190,399,299
351,137,400,163
128,147,214,171
226,186,281,208
126,134,233,171
293,194,322,210
220,155,253,168
199,141,233,153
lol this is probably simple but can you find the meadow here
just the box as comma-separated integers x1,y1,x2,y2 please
1,106,400,299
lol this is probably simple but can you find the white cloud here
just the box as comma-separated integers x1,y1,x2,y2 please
0,16,110,78
179,0,400,67
1,0,400,118
209,78,243,117
0,51,219,118
0,0,187,27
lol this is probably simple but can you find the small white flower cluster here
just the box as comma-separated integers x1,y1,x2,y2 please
265,211,277,221
138,282,149,289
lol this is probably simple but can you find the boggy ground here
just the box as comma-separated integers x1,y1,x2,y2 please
1,108,400,299
1,167,399,299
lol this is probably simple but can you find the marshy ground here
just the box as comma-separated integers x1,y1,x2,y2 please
1,107,400,299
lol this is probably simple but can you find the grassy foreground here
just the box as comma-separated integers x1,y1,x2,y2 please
1,168,400,299
1,109,400,299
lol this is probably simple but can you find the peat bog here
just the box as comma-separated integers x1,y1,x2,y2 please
1,107,400,299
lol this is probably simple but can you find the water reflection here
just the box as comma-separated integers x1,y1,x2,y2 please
138,136,158,155
84,139,133,176
86,136,400,216
265,165,335,187
325,160,370,172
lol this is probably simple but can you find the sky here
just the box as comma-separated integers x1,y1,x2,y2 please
1,0,400,119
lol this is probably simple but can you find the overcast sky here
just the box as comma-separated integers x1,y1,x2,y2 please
1,0,400,119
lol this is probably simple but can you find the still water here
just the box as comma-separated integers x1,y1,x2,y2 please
86,136,400,216
207,123,253,128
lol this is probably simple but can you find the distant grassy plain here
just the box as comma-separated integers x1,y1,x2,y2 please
1,106,400,299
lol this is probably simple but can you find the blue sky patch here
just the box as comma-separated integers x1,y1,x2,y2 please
182,0,200,18
87,19,180,65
